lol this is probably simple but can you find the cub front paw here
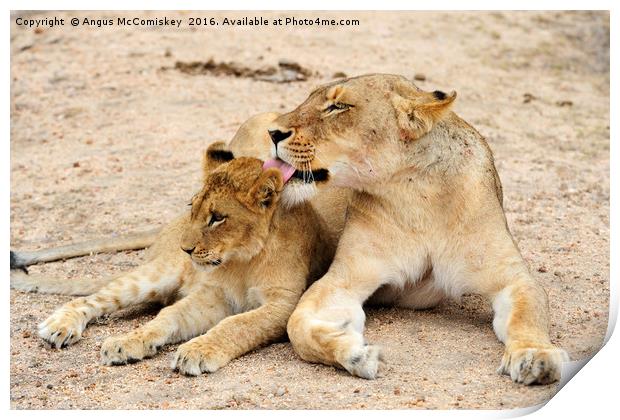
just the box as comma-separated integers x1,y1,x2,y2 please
498,346,569,385
100,334,158,366
171,341,226,376
38,310,85,349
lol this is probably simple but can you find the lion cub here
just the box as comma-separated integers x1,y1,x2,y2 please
36,143,334,375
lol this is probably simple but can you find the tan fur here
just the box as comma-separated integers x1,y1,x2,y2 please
34,143,337,376
268,74,568,384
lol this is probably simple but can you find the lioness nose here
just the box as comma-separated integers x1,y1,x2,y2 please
181,246,195,255
268,129,292,146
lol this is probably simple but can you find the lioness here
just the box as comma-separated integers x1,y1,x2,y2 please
27,145,336,375
265,74,569,385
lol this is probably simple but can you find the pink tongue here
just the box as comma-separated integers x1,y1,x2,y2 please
263,159,296,184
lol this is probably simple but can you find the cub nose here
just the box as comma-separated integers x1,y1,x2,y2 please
181,246,195,256
268,129,292,146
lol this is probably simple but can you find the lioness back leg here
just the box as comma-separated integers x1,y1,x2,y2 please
39,257,185,349
455,231,569,385
101,284,231,366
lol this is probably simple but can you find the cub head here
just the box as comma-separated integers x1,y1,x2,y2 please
180,142,284,270
265,74,456,204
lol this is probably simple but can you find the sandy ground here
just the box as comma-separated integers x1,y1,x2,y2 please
9,11,609,410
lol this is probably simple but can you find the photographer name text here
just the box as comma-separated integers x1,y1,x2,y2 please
14,16,360,29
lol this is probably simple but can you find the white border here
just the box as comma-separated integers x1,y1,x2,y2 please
3,1,616,419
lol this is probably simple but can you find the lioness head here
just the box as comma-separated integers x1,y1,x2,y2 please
265,74,456,204
180,143,283,269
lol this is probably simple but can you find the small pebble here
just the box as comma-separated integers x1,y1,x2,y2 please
523,93,536,103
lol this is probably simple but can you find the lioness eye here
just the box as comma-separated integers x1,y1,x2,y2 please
324,102,351,114
208,212,226,227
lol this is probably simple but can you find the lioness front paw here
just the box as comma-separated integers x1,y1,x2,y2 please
171,340,227,376
340,344,385,380
38,309,85,349
498,346,569,385
100,334,158,366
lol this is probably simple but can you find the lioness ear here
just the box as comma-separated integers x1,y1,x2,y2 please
326,84,346,101
247,168,284,210
203,141,234,180
392,89,457,141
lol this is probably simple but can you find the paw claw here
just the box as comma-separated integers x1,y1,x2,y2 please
499,346,569,385
100,334,158,366
171,341,224,376
38,311,84,349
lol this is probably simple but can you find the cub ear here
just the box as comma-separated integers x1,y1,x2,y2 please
203,141,234,180
247,168,284,210
392,89,457,141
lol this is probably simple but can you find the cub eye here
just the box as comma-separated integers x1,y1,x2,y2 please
208,212,226,227
324,102,352,114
